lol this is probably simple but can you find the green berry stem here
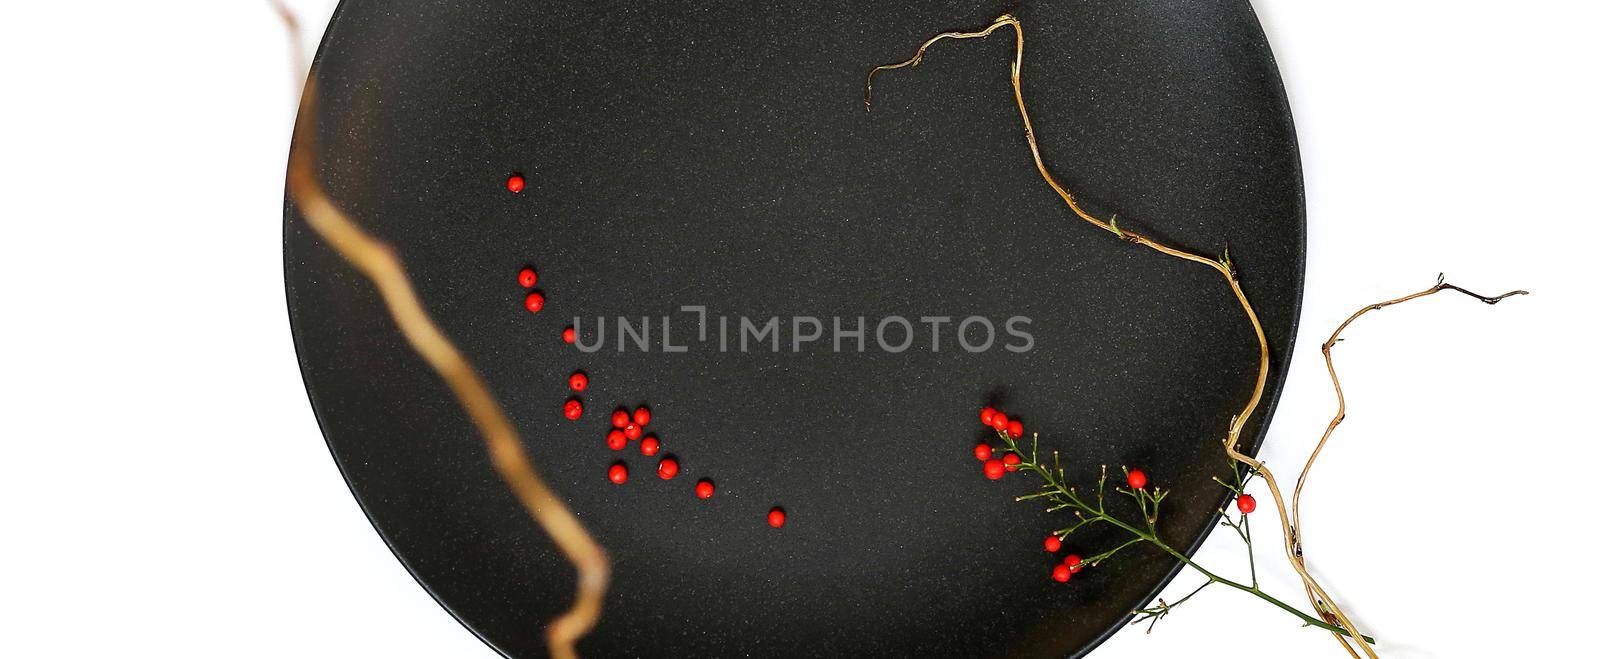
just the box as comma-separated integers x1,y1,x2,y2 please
993,429,1374,644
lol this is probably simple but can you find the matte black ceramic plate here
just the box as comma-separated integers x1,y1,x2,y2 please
285,1,1302,656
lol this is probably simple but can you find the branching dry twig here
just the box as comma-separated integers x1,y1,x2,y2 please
1295,274,1527,529
1290,275,1526,644
274,4,608,657
1286,273,1523,652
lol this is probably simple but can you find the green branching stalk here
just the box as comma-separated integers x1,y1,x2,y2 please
992,429,1375,644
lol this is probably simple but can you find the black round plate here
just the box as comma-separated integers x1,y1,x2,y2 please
285,1,1303,656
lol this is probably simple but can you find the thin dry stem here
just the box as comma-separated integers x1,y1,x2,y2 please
274,4,608,657
1291,276,1523,654
1293,275,1526,553
868,14,1374,656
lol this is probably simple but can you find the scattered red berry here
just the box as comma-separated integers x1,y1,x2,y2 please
605,430,627,451
983,458,1005,480
562,399,583,420
1126,469,1148,490
1051,563,1072,583
611,409,630,428
991,412,1009,430
623,423,642,441
632,407,651,427
980,407,997,425
1237,493,1257,514
657,457,679,480
1002,452,1022,472
640,436,660,456
695,479,715,499
767,507,786,528
523,292,545,313
1006,419,1023,439
517,267,537,288
973,443,993,461
562,327,576,344
568,372,588,392
607,463,628,484
506,174,526,194
1064,554,1083,573
1044,535,1062,553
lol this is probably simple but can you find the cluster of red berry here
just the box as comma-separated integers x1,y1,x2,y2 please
562,372,586,421
597,403,782,525
518,264,545,314
512,235,783,527
600,405,709,495
979,406,1025,439
519,265,584,426
1044,535,1084,583
592,399,782,526
974,406,1026,480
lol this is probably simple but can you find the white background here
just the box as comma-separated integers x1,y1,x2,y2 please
2,1,1596,657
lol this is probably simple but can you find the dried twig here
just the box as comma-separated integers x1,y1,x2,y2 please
866,13,1376,656
1290,275,1526,640
273,4,608,657
1288,276,1524,655
1295,274,1527,527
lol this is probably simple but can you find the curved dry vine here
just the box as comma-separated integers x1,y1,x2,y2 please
274,4,609,657
1290,275,1526,647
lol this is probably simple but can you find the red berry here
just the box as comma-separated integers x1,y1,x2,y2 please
980,407,997,425
991,412,1009,430
640,436,661,456
1006,420,1023,438
1127,469,1148,490
611,409,630,428
1002,452,1021,472
562,327,576,344
657,457,679,480
506,175,526,194
523,292,545,313
982,458,1005,480
1064,554,1083,573
562,399,583,420
623,423,642,441
767,507,786,528
605,429,627,451
632,407,651,427
518,267,537,288
695,479,715,499
1237,493,1257,515
1044,535,1062,553
607,463,627,484
973,443,993,461
1051,563,1072,583
568,372,588,392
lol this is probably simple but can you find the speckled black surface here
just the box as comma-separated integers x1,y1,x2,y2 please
284,1,1303,656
